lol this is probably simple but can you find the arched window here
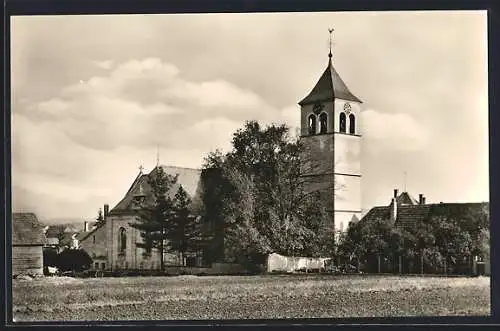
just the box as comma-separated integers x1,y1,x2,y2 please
339,112,347,133
119,227,127,252
308,114,317,135
349,114,356,134
319,113,328,134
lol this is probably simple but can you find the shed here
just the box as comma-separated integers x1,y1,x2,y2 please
12,212,46,276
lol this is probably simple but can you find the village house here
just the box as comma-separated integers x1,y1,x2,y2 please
12,212,46,276
359,189,490,275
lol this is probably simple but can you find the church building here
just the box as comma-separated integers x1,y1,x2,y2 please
79,33,363,271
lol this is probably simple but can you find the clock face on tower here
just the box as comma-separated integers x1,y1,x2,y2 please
313,103,324,115
343,103,352,115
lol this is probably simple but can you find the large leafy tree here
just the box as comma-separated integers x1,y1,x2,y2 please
129,166,178,271
202,121,332,268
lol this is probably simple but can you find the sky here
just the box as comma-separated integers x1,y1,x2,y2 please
10,11,489,222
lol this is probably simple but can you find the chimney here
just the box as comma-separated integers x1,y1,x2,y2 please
422,197,426,204
83,221,89,232
390,198,398,222
419,194,424,204
104,204,109,220
393,189,399,198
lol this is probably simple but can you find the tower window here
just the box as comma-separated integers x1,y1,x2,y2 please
339,112,347,133
319,113,328,134
308,114,317,135
349,114,356,134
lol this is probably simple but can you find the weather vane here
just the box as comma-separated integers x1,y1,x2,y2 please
139,165,144,173
328,28,334,58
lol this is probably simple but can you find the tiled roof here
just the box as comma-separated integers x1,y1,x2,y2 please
109,165,202,215
360,202,489,231
299,58,362,105
44,225,65,238
12,213,46,246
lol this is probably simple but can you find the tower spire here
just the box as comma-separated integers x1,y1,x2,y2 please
328,28,334,59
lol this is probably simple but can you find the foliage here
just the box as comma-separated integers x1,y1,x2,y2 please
95,208,105,227
43,249,59,267
129,166,178,270
338,204,489,274
166,185,207,264
201,121,333,268
56,249,93,272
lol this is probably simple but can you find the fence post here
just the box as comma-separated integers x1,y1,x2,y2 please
421,249,424,275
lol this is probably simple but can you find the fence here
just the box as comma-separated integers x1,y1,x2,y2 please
339,253,490,276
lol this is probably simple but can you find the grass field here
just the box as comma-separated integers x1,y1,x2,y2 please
12,275,490,321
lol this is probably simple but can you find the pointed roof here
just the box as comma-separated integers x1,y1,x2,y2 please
299,58,362,105
395,192,419,206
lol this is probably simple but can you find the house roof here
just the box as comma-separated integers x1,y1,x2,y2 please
360,202,489,230
395,192,419,206
109,165,203,216
44,225,65,238
299,57,362,105
12,213,46,246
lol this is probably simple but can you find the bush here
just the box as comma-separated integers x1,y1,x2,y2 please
43,249,59,267
57,249,93,272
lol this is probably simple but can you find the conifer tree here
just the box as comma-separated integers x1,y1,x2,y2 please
167,185,205,266
129,166,178,271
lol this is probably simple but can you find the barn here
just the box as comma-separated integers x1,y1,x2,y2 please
12,212,46,276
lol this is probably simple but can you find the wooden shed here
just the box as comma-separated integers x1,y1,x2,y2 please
12,212,46,276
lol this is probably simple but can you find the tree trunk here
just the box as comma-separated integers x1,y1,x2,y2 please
399,255,402,274
377,255,381,273
160,228,165,272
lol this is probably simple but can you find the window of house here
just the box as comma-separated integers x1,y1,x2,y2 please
319,113,328,134
308,114,317,135
349,114,356,134
339,112,347,133
94,262,99,269
119,227,127,253
101,262,105,270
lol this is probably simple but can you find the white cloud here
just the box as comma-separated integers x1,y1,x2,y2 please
92,60,114,70
361,109,430,153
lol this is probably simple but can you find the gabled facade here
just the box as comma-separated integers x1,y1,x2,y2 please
80,165,208,271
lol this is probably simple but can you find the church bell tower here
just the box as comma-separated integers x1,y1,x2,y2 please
299,29,362,236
